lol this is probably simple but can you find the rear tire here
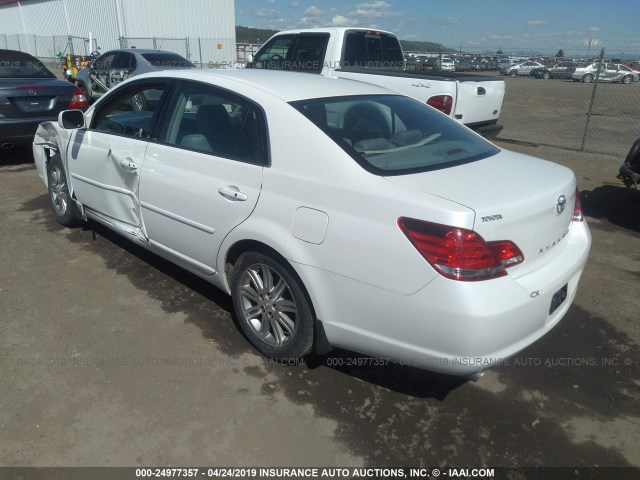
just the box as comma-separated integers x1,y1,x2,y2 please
509,70,518,77
231,251,314,361
47,154,81,227
542,71,550,80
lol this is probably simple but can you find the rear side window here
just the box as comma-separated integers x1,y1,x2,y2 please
289,34,330,72
342,31,404,68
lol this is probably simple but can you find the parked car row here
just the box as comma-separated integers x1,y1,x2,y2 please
529,61,581,80
499,58,639,84
570,62,638,84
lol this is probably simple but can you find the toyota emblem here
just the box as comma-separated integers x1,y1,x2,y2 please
556,195,567,214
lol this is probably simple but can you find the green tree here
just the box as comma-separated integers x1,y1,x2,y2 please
496,49,504,55
556,49,565,58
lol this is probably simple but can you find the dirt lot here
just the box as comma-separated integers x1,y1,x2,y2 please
0,139,639,474
497,74,640,157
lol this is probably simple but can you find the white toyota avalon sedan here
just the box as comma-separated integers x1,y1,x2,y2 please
33,69,591,376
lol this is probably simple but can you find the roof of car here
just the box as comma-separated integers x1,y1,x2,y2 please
133,68,396,102
270,27,396,36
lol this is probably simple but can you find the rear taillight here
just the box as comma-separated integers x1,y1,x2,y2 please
398,217,524,281
68,87,87,109
573,188,583,222
426,95,453,115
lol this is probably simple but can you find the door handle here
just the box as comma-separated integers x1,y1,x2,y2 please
218,186,248,201
119,159,139,173
109,148,139,173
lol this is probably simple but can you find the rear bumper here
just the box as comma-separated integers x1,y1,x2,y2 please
300,221,591,376
0,117,57,145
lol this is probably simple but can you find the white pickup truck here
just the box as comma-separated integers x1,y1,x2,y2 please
249,28,505,138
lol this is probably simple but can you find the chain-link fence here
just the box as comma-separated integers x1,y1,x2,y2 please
0,34,98,58
415,44,640,157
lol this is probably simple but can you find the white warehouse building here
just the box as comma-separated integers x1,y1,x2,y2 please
0,0,236,65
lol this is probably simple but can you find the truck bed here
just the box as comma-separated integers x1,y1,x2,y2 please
336,67,504,83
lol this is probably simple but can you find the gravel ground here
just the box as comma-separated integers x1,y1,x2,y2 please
0,140,638,473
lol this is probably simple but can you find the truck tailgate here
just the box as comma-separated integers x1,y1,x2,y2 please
453,77,504,126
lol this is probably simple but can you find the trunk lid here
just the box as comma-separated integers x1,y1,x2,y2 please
0,79,74,118
384,150,577,274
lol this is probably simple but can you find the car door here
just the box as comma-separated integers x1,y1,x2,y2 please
521,62,535,74
89,51,116,98
68,79,171,237
139,81,266,274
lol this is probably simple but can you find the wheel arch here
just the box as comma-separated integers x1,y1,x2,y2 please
223,238,316,314
219,231,333,355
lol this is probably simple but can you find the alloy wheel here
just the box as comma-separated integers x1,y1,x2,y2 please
49,164,68,216
238,263,298,348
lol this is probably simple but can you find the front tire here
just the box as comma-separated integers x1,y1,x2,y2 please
231,252,314,361
509,70,518,77
622,75,632,84
583,74,594,83
542,71,550,80
47,154,81,227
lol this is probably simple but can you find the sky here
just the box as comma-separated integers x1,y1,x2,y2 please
235,0,640,54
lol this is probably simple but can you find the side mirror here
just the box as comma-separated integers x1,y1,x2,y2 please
58,109,85,129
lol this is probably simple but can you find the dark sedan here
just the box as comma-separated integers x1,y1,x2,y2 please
530,61,580,80
0,49,87,150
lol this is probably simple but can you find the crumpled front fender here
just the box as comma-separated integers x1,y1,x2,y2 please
32,121,72,189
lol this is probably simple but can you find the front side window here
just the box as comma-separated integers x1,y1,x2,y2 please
291,95,499,175
92,85,166,138
113,52,135,70
94,52,115,70
160,83,265,164
253,35,296,69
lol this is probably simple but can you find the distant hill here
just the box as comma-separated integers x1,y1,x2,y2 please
235,26,456,53
400,40,457,53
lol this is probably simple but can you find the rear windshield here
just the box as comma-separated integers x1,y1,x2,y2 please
291,95,499,175
0,50,55,78
140,53,193,68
